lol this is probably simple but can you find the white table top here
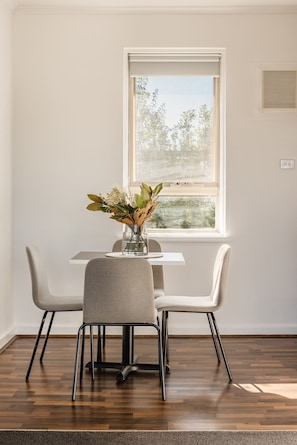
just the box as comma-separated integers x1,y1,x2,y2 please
70,251,185,266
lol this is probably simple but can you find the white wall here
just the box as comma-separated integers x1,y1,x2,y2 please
0,0,14,348
12,7,297,336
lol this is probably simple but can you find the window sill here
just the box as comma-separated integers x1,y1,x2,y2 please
147,230,230,243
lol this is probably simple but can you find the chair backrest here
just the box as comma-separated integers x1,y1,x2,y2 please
210,244,231,309
83,258,156,324
26,245,52,310
112,238,164,292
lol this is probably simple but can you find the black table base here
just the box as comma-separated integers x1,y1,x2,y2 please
85,326,168,382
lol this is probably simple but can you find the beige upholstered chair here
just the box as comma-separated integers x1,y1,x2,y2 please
112,238,165,298
155,244,232,382
72,257,165,401
25,245,83,380
100,239,165,349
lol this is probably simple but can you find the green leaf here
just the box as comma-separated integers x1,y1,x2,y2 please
135,194,143,208
87,194,104,204
115,204,131,213
86,202,101,211
153,183,163,196
141,183,152,194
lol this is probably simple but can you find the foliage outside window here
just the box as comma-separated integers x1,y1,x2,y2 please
126,49,225,235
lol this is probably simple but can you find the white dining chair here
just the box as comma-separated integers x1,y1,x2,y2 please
25,245,83,380
72,257,165,401
99,238,165,351
112,238,165,298
155,244,232,382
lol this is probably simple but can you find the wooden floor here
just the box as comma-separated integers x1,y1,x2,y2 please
1,335,297,431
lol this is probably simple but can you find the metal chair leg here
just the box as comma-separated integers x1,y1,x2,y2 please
80,327,85,381
210,312,233,381
39,312,55,362
207,312,221,363
131,326,135,362
102,326,106,348
90,326,95,381
72,325,84,401
96,326,102,362
161,311,169,366
26,310,49,381
156,321,166,401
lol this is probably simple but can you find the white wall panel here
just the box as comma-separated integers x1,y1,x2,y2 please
12,9,297,335
0,0,14,348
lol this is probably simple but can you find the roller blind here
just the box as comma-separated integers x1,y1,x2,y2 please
129,53,221,77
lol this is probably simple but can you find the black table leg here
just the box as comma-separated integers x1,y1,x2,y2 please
116,326,138,382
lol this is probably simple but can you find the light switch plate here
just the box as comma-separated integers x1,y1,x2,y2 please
280,159,295,169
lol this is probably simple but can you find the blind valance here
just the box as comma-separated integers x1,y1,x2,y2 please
129,53,221,77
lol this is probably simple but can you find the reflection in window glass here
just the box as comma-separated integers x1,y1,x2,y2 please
134,77,214,184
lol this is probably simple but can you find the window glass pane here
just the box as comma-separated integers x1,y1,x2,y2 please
134,77,214,183
146,195,216,229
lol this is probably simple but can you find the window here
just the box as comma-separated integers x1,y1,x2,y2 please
124,48,226,237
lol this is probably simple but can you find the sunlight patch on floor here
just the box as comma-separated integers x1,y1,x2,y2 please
233,383,297,399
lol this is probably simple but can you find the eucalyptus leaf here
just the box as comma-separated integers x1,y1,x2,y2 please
153,183,163,196
86,203,101,211
142,183,152,194
87,194,101,203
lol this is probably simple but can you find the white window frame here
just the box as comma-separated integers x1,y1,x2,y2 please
123,47,227,241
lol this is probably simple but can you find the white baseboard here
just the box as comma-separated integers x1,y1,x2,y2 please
15,322,297,336
168,322,297,336
0,328,16,351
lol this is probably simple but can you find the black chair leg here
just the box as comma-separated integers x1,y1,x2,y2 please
26,310,49,381
161,311,170,368
207,312,221,363
210,312,233,382
131,326,135,362
80,328,85,381
102,326,106,348
72,325,84,401
40,311,55,362
96,326,102,362
156,321,166,401
90,326,95,381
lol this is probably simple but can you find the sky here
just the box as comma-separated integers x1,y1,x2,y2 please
146,77,213,127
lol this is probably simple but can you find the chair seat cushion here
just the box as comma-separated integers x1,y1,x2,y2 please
155,295,216,313
40,296,83,312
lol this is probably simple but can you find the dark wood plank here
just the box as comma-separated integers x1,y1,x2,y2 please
1,335,297,430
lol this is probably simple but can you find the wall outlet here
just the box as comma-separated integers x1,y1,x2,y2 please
280,159,295,169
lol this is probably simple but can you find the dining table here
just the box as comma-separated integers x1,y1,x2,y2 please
70,249,185,382
70,250,185,266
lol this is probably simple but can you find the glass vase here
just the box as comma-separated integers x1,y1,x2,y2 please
122,224,148,256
